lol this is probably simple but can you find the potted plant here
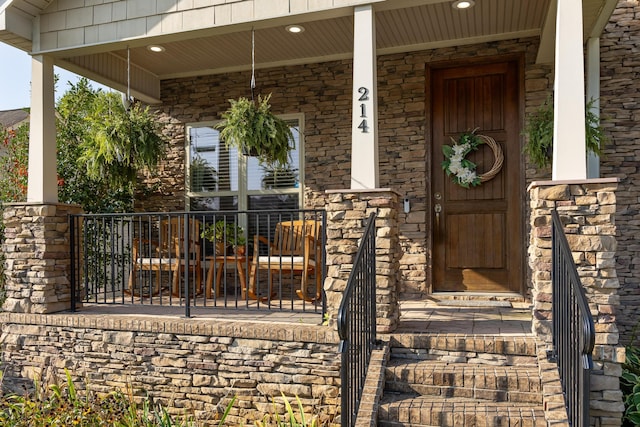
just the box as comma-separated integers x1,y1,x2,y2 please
215,94,295,168
201,221,245,255
524,97,607,168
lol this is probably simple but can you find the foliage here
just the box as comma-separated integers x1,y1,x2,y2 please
261,167,298,190
221,393,327,426
0,122,29,307
189,157,218,192
0,370,195,427
76,90,166,189
201,220,246,247
0,372,334,427
442,130,483,188
523,97,607,168
622,344,640,426
0,123,29,203
216,94,294,168
56,78,166,213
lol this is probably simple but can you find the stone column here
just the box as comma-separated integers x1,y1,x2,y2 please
2,203,83,314
528,178,624,425
324,189,400,333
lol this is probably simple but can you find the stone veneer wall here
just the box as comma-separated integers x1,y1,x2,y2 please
323,189,401,333
600,0,640,344
148,36,553,299
2,203,83,314
0,312,341,426
528,179,624,425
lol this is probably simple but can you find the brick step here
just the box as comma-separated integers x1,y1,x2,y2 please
378,393,547,427
385,359,542,404
389,334,537,365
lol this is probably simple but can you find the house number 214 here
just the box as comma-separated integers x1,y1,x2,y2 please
357,86,369,133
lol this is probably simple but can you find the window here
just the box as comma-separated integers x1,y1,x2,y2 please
185,115,303,213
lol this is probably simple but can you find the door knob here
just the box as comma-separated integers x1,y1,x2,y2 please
434,203,442,228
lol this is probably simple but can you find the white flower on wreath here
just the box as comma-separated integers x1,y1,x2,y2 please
442,130,483,188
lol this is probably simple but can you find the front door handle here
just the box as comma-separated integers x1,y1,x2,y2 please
434,203,442,228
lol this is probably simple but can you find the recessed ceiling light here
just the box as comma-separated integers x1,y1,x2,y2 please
147,45,165,53
452,0,475,9
286,25,305,34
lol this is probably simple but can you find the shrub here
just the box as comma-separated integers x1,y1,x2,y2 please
622,325,640,426
0,370,195,427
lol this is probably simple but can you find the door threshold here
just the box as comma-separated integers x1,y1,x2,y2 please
428,292,526,306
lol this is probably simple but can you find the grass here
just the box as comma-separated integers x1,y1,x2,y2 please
0,371,334,426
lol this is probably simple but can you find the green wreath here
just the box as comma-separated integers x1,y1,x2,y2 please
442,129,504,189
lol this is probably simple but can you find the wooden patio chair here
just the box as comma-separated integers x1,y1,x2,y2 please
248,219,322,302
128,217,202,297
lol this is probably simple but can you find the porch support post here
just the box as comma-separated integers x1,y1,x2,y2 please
27,54,58,203
350,4,379,189
552,0,587,180
586,37,601,179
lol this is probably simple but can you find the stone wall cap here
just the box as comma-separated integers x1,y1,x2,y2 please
527,177,620,191
2,202,83,209
0,312,340,344
325,188,401,196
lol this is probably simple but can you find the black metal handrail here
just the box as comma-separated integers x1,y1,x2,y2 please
550,209,595,427
337,212,377,427
69,209,326,318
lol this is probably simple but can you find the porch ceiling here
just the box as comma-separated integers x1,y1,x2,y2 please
0,0,617,103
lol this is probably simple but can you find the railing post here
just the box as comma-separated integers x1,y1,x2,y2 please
70,215,77,312
183,213,191,318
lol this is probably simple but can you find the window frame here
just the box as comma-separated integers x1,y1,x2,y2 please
184,113,305,212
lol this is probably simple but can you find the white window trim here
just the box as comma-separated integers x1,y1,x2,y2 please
184,113,305,211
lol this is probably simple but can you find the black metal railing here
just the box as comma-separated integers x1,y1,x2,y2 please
550,209,595,427
69,209,326,318
337,212,377,427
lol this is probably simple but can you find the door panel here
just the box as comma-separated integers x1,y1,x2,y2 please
431,61,522,293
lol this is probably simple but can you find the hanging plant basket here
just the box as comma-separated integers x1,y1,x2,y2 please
523,97,607,168
215,94,294,168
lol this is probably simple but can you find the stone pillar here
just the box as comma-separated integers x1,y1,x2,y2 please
528,178,624,425
324,189,400,333
2,203,83,314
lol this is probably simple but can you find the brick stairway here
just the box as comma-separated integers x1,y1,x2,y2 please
377,333,547,427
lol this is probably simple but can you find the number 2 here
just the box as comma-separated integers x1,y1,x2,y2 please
358,87,369,101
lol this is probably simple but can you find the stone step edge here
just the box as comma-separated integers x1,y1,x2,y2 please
388,349,537,366
386,359,540,379
384,382,543,404
388,333,537,356
378,395,546,426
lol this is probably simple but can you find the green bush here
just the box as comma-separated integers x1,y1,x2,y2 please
622,328,640,426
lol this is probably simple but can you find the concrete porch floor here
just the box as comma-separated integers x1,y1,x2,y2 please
397,300,534,335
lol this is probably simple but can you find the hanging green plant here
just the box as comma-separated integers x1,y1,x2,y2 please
215,94,294,169
77,94,166,188
523,97,607,168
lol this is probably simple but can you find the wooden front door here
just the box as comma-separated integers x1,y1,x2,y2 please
431,60,522,293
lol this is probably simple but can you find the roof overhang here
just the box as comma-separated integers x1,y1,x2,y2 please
0,0,618,104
